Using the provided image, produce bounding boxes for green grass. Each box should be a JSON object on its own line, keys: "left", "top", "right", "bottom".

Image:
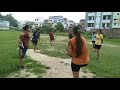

{"left": 36, "top": 33, "right": 120, "bottom": 78}
{"left": 0, "top": 31, "right": 120, "bottom": 78}
{"left": 0, "top": 31, "right": 48, "bottom": 77}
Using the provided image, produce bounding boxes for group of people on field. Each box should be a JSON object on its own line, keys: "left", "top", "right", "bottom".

{"left": 18, "top": 25, "right": 55, "bottom": 69}
{"left": 17, "top": 24, "right": 103, "bottom": 78}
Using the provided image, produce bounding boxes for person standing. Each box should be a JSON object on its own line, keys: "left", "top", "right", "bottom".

{"left": 66, "top": 26, "right": 89, "bottom": 78}
{"left": 18, "top": 25, "right": 30, "bottom": 69}
{"left": 93, "top": 29, "right": 103, "bottom": 60}
{"left": 91, "top": 32, "right": 96, "bottom": 49}
{"left": 49, "top": 30, "right": 55, "bottom": 47}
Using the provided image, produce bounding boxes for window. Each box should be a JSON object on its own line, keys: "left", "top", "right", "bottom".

{"left": 114, "top": 19, "right": 117, "bottom": 20}
{"left": 103, "top": 16, "right": 106, "bottom": 20}
{"left": 87, "top": 23, "right": 94, "bottom": 27}
{"left": 114, "top": 23, "right": 117, "bottom": 25}
{"left": 88, "top": 16, "right": 92, "bottom": 20}
{"left": 117, "top": 13, "right": 119, "bottom": 15}
{"left": 102, "top": 23, "right": 105, "bottom": 27}
{"left": 103, "top": 15, "right": 111, "bottom": 20}
{"left": 107, "top": 23, "right": 110, "bottom": 27}
{"left": 108, "top": 15, "right": 111, "bottom": 19}
{"left": 88, "top": 16, "right": 94, "bottom": 20}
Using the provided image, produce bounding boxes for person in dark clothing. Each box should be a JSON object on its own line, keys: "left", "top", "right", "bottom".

{"left": 31, "top": 28, "right": 40, "bottom": 51}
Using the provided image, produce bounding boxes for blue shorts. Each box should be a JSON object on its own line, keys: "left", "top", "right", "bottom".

{"left": 19, "top": 46, "right": 27, "bottom": 59}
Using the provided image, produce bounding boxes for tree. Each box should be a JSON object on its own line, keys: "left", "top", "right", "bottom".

{"left": 55, "top": 22, "right": 64, "bottom": 32}
{"left": 0, "top": 14, "right": 18, "bottom": 27}
{"left": 5, "top": 14, "right": 18, "bottom": 27}
{"left": 41, "top": 24, "right": 54, "bottom": 34}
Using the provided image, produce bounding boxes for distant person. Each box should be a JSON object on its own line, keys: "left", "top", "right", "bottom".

{"left": 17, "top": 25, "right": 30, "bottom": 69}
{"left": 49, "top": 30, "right": 55, "bottom": 47}
{"left": 93, "top": 29, "right": 103, "bottom": 60}
{"left": 31, "top": 28, "right": 40, "bottom": 51}
{"left": 91, "top": 32, "right": 96, "bottom": 49}
{"left": 66, "top": 26, "right": 89, "bottom": 78}
{"left": 68, "top": 31, "right": 73, "bottom": 40}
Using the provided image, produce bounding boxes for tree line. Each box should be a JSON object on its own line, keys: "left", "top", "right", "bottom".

{"left": 0, "top": 14, "right": 18, "bottom": 27}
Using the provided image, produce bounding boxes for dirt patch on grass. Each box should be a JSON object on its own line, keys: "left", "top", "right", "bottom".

{"left": 26, "top": 49, "right": 95, "bottom": 78}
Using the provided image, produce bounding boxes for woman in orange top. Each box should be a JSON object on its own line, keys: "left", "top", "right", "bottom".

{"left": 66, "top": 26, "right": 89, "bottom": 78}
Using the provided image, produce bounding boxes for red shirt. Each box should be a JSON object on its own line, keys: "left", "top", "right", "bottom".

{"left": 21, "top": 31, "right": 30, "bottom": 48}
{"left": 49, "top": 32, "right": 54, "bottom": 39}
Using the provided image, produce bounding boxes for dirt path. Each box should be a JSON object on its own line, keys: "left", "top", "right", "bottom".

{"left": 26, "top": 49, "right": 95, "bottom": 78}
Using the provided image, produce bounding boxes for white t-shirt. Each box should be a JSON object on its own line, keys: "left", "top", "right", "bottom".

{"left": 92, "top": 34, "right": 96, "bottom": 41}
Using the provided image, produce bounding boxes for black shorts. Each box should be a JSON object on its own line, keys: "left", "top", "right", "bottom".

{"left": 92, "top": 41, "right": 95, "bottom": 43}
{"left": 32, "top": 39, "right": 38, "bottom": 44}
{"left": 71, "top": 62, "right": 88, "bottom": 72}
{"left": 94, "top": 44, "right": 101, "bottom": 49}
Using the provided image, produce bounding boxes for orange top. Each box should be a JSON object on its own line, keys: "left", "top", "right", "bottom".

{"left": 68, "top": 37, "right": 89, "bottom": 65}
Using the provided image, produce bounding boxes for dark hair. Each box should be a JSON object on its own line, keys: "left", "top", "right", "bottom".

{"left": 93, "top": 32, "right": 95, "bottom": 34}
{"left": 23, "top": 25, "right": 29, "bottom": 31}
{"left": 73, "top": 26, "right": 83, "bottom": 57}
{"left": 98, "top": 29, "right": 102, "bottom": 34}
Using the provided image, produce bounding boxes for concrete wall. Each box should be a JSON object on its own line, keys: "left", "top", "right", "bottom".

{"left": 90, "top": 29, "right": 120, "bottom": 38}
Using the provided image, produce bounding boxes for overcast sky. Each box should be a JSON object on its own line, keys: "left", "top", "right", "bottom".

{"left": 1, "top": 12, "right": 85, "bottom": 23}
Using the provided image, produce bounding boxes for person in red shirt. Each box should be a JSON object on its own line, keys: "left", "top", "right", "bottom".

{"left": 49, "top": 30, "right": 55, "bottom": 47}
{"left": 17, "top": 25, "right": 30, "bottom": 69}
{"left": 66, "top": 26, "right": 89, "bottom": 78}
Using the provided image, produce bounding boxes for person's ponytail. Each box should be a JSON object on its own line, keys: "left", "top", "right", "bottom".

{"left": 73, "top": 26, "right": 83, "bottom": 57}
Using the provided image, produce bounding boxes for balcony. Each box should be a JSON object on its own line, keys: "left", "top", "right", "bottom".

{"left": 102, "top": 12, "right": 112, "bottom": 15}
{"left": 102, "top": 20, "right": 111, "bottom": 23}
{"left": 87, "top": 20, "right": 94, "bottom": 23}
{"left": 88, "top": 13, "right": 95, "bottom": 16}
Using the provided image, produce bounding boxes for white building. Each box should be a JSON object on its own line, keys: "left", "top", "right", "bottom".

{"left": 85, "top": 12, "right": 113, "bottom": 30}
{"left": 0, "top": 20, "right": 10, "bottom": 30}
{"left": 112, "top": 12, "right": 120, "bottom": 28}
{"left": 47, "top": 16, "right": 75, "bottom": 30}
{"left": 35, "top": 17, "right": 44, "bottom": 27}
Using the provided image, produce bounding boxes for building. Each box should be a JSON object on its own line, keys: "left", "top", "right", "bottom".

{"left": 85, "top": 12, "right": 113, "bottom": 30}
{"left": 0, "top": 20, "right": 10, "bottom": 30}
{"left": 112, "top": 12, "right": 120, "bottom": 28}
{"left": 47, "top": 16, "right": 75, "bottom": 30}
{"left": 79, "top": 19, "right": 85, "bottom": 30}
{"left": 35, "top": 17, "right": 44, "bottom": 27}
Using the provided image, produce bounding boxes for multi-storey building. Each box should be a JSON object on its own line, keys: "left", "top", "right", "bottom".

{"left": 85, "top": 12, "right": 114, "bottom": 30}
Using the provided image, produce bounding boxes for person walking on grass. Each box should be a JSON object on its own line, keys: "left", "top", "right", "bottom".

{"left": 31, "top": 28, "right": 40, "bottom": 51}
{"left": 91, "top": 32, "right": 96, "bottom": 49}
{"left": 93, "top": 29, "right": 103, "bottom": 60}
{"left": 66, "top": 26, "right": 89, "bottom": 78}
{"left": 49, "top": 30, "right": 55, "bottom": 47}
{"left": 17, "top": 25, "right": 30, "bottom": 69}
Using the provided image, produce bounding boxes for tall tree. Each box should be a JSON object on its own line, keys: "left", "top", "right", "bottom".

{"left": 55, "top": 22, "right": 64, "bottom": 32}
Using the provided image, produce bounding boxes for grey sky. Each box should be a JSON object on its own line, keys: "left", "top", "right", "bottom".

{"left": 1, "top": 12, "right": 85, "bottom": 23}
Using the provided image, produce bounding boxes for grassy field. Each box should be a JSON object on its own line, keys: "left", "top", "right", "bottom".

{"left": 0, "top": 31, "right": 120, "bottom": 78}
{"left": 37, "top": 33, "right": 120, "bottom": 78}
{"left": 0, "top": 31, "right": 49, "bottom": 78}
